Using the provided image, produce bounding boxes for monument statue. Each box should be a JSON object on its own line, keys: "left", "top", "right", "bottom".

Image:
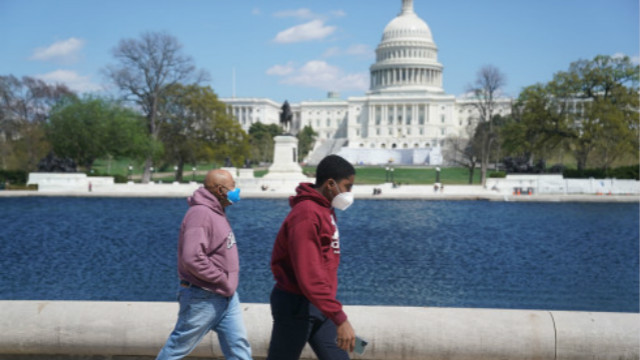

{"left": 280, "top": 100, "right": 293, "bottom": 134}
{"left": 37, "top": 151, "right": 77, "bottom": 172}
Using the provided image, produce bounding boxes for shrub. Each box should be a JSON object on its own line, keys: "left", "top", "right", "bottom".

{"left": 113, "top": 174, "right": 129, "bottom": 183}
{"left": 0, "top": 170, "right": 28, "bottom": 185}
{"left": 489, "top": 171, "right": 506, "bottom": 178}
{"left": 563, "top": 165, "right": 639, "bottom": 180}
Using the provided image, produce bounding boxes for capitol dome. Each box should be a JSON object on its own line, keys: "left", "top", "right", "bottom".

{"left": 369, "top": 0, "right": 443, "bottom": 94}
{"left": 381, "top": 1, "right": 433, "bottom": 43}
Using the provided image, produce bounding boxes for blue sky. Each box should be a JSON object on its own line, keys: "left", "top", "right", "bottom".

{"left": 1, "top": 0, "right": 637, "bottom": 103}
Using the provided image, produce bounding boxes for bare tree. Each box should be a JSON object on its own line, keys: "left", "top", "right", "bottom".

{"left": 104, "top": 32, "right": 208, "bottom": 183}
{"left": 0, "top": 75, "right": 74, "bottom": 170}
{"left": 443, "top": 126, "right": 480, "bottom": 184}
{"left": 466, "top": 65, "right": 506, "bottom": 187}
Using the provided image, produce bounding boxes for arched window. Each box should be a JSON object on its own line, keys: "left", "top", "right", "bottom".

{"left": 392, "top": 143, "right": 397, "bottom": 149}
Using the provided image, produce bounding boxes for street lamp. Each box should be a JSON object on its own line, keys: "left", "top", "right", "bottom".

{"left": 128, "top": 165, "right": 133, "bottom": 182}
{"left": 390, "top": 168, "right": 395, "bottom": 183}
{"left": 192, "top": 166, "right": 196, "bottom": 181}
{"left": 385, "top": 167, "right": 390, "bottom": 182}
{"left": 435, "top": 167, "right": 441, "bottom": 184}
{"left": 174, "top": 166, "right": 179, "bottom": 182}
{"left": 150, "top": 167, "right": 154, "bottom": 182}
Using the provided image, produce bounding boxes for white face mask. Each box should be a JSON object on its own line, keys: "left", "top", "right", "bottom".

{"left": 331, "top": 183, "right": 354, "bottom": 211}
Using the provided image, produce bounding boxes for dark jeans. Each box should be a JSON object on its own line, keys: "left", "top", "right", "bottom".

{"left": 266, "top": 287, "right": 349, "bottom": 360}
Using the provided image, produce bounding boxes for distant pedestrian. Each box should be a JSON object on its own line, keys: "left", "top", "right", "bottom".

{"left": 267, "top": 154, "right": 357, "bottom": 360}
{"left": 156, "top": 169, "right": 251, "bottom": 360}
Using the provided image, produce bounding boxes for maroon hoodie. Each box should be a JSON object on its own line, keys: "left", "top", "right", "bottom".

{"left": 271, "top": 182, "right": 347, "bottom": 325}
{"left": 177, "top": 187, "right": 239, "bottom": 297}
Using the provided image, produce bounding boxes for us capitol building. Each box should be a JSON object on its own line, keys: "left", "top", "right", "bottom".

{"left": 221, "top": 0, "right": 511, "bottom": 165}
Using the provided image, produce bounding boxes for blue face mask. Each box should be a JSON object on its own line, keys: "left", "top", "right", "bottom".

{"left": 227, "top": 188, "right": 241, "bottom": 204}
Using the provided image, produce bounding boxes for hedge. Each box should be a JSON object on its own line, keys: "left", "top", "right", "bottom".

{"left": 563, "top": 165, "right": 639, "bottom": 180}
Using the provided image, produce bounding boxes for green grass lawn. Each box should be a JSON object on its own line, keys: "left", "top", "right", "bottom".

{"left": 91, "top": 157, "right": 482, "bottom": 185}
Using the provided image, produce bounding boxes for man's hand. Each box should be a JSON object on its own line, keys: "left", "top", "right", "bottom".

{"left": 336, "top": 319, "right": 356, "bottom": 352}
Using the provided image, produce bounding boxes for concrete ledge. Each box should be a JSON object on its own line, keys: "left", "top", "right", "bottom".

{"left": 0, "top": 301, "right": 637, "bottom": 359}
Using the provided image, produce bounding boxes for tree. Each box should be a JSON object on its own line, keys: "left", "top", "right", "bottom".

{"left": 47, "top": 96, "right": 153, "bottom": 171}
{"left": 466, "top": 65, "right": 506, "bottom": 187}
{"left": 500, "top": 84, "right": 569, "bottom": 167}
{"left": 158, "top": 84, "right": 249, "bottom": 181}
{"left": 297, "top": 125, "right": 318, "bottom": 163}
{"left": 501, "top": 55, "right": 639, "bottom": 172}
{"left": 0, "top": 75, "right": 75, "bottom": 171}
{"left": 104, "top": 32, "right": 208, "bottom": 182}
{"left": 248, "top": 122, "right": 282, "bottom": 164}
{"left": 444, "top": 126, "right": 479, "bottom": 184}
{"left": 561, "top": 55, "right": 639, "bottom": 171}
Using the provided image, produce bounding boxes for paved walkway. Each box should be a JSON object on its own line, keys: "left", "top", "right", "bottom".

{"left": 1, "top": 184, "right": 638, "bottom": 202}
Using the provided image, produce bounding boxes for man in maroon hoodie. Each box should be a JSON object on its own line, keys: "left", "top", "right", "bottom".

{"left": 156, "top": 169, "right": 252, "bottom": 360}
{"left": 267, "top": 155, "right": 357, "bottom": 360}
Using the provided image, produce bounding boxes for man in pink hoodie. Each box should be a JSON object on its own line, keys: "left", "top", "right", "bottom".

{"left": 156, "top": 169, "right": 252, "bottom": 360}
{"left": 267, "top": 155, "right": 357, "bottom": 360}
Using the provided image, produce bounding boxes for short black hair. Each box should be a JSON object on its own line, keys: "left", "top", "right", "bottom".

{"left": 315, "top": 155, "right": 355, "bottom": 187}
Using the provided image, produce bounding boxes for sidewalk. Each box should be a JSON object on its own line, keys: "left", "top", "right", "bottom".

{"left": 1, "top": 183, "right": 638, "bottom": 202}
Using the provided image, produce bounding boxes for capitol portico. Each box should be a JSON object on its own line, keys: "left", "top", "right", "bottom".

{"left": 222, "top": 0, "right": 512, "bottom": 165}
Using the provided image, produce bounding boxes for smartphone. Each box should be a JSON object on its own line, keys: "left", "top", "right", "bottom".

{"left": 354, "top": 336, "right": 368, "bottom": 355}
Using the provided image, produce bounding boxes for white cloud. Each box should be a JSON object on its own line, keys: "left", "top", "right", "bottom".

{"left": 30, "top": 38, "right": 85, "bottom": 63}
{"left": 273, "top": 8, "right": 316, "bottom": 19}
{"left": 251, "top": 8, "right": 261, "bottom": 15}
{"left": 612, "top": 52, "right": 640, "bottom": 65}
{"left": 266, "top": 62, "right": 295, "bottom": 76}
{"left": 331, "top": 10, "right": 346, "bottom": 18}
{"left": 274, "top": 20, "right": 336, "bottom": 43}
{"left": 36, "top": 70, "right": 102, "bottom": 93}
{"left": 267, "top": 60, "right": 368, "bottom": 92}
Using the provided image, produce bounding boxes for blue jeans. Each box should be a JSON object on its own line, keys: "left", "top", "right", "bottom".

{"left": 156, "top": 285, "right": 252, "bottom": 360}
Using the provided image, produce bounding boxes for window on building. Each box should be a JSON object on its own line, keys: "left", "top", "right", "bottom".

{"left": 441, "top": 128, "right": 445, "bottom": 135}
{"left": 419, "top": 105, "right": 425, "bottom": 125}
{"left": 376, "top": 128, "right": 380, "bottom": 135}
{"left": 441, "top": 114, "right": 445, "bottom": 123}
{"left": 406, "top": 106, "right": 412, "bottom": 124}
{"left": 327, "top": 119, "right": 331, "bottom": 127}
{"left": 375, "top": 106, "right": 381, "bottom": 125}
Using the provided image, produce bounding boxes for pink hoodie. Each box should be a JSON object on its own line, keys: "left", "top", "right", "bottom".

{"left": 177, "top": 187, "right": 239, "bottom": 297}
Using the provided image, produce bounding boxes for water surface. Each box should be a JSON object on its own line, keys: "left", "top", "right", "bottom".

{"left": 0, "top": 197, "right": 637, "bottom": 312}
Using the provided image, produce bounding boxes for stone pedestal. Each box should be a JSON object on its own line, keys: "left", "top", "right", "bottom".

{"left": 263, "top": 136, "right": 307, "bottom": 180}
